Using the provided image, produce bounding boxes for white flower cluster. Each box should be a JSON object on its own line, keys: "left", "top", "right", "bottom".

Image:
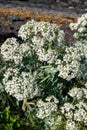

{"left": 66, "top": 120, "right": 78, "bottom": 130}
{"left": 3, "top": 67, "right": 40, "bottom": 101}
{"left": 1, "top": 38, "right": 20, "bottom": 64}
{"left": 36, "top": 48, "right": 58, "bottom": 64}
{"left": 36, "top": 96, "right": 62, "bottom": 129}
{"left": 57, "top": 46, "right": 80, "bottom": 81}
{"left": 70, "top": 13, "right": 87, "bottom": 40}
{"left": 18, "top": 19, "right": 65, "bottom": 45}
{"left": 43, "top": 114, "right": 62, "bottom": 130}
{"left": 18, "top": 20, "right": 65, "bottom": 65}
{"left": 61, "top": 102, "right": 74, "bottom": 119}
{"left": 68, "top": 87, "right": 87, "bottom": 126}
{"left": 61, "top": 102, "right": 87, "bottom": 129}
{"left": 56, "top": 41, "right": 87, "bottom": 81}
{"left": 45, "top": 115, "right": 62, "bottom": 127}
{"left": 74, "top": 41, "right": 87, "bottom": 59}
{"left": 68, "top": 87, "right": 87, "bottom": 99}
{"left": 74, "top": 102, "right": 87, "bottom": 124}
{"left": 36, "top": 95, "right": 59, "bottom": 119}
{"left": 18, "top": 20, "right": 65, "bottom": 69}
{"left": 0, "top": 21, "right": 65, "bottom": 101}
{"left": 1, "top": 38, "right": 31, "bottom": 64}
{"left": 61, "top": 87, "right": 87, "bottom": 129}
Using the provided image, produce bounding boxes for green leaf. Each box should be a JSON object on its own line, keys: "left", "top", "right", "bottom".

{"left": 4, "top": 106, "right": 10, "bottom": 122}
{"left": 40, "top": 75, "right": 50, "bottom": 83}
{"left": 4, "top": 123, "right": 13, "bottom": 130}
{"left": 40, "top": 65, "right": 52, "bottom": 69}
{"left": 0, "top": 83, "right": 4, "bottom": 93}
{"left": 83, "top": 40, "right": 87, "bottom": 45}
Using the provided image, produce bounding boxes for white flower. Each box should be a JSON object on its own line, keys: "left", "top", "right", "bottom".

{"left": 58, "top": 50, "right": 80, "bottom": 81}
{"left": 1, "top": 38, "right": 19, "bottom": 62}
{"left": 70, "top": 13, "right": 87, "bottom": 40}
{"left": 69, "top": 23, "right": 78, "bottom": 30}
{"left": 3, "top": 68, "right": 40, "bottom": 101}
{"left": 61, "top": 103, "right": 74, "bottom": 113}
{"left": 36, "top": 96, "right": 58, "bottom": 119}
{"left": 85, "top": 83, "right": 87, "bottom": 88}
{"left": 78, "top": 27, "right": 86, "bottom": 33}
{"left": 73, "top": 33, "right": 79, "bottom": 39}
{"left": 61, "top": 101, "right": 87, "bottom": 126}
{"left": 45, "top": 95, "right": 59, "bottom": 104}
{"left": 74, "top": 108, "right": 87, "bottom": 122}
{"left": 68, "top": 87, "right": 80, "bottom": 98}
{"left": 74, "top": 102, "right": 87, "bottom": 123}
{"left": 66, "top": 120, "right": 78, "bottom": 130}
{"left": 45, "top": 115, "right": 62, "bottom": 127}
{"left": 1, "top": 38, "right": 32, "bottom": 65}
{"left": 18, "top": 19, "right": 65, "bottom": 45}
{"left": 81, "top": 20, "right": 87, "bottom": 26}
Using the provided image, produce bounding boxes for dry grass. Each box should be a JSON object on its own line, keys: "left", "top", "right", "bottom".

{"left": 0, "top": 7, "right": 76, "bottom": 26}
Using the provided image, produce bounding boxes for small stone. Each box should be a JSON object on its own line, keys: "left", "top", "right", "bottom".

{"left": 7, "top": 15, "right": 21, "bottom": 22}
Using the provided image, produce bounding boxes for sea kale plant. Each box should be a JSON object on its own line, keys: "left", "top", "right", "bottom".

{"left": 0, "top": 16, "right": 87, "bottom": 130}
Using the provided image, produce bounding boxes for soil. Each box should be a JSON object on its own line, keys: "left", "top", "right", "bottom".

{"left": 0, "top": 0, "right": 87, "bottom": 44}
